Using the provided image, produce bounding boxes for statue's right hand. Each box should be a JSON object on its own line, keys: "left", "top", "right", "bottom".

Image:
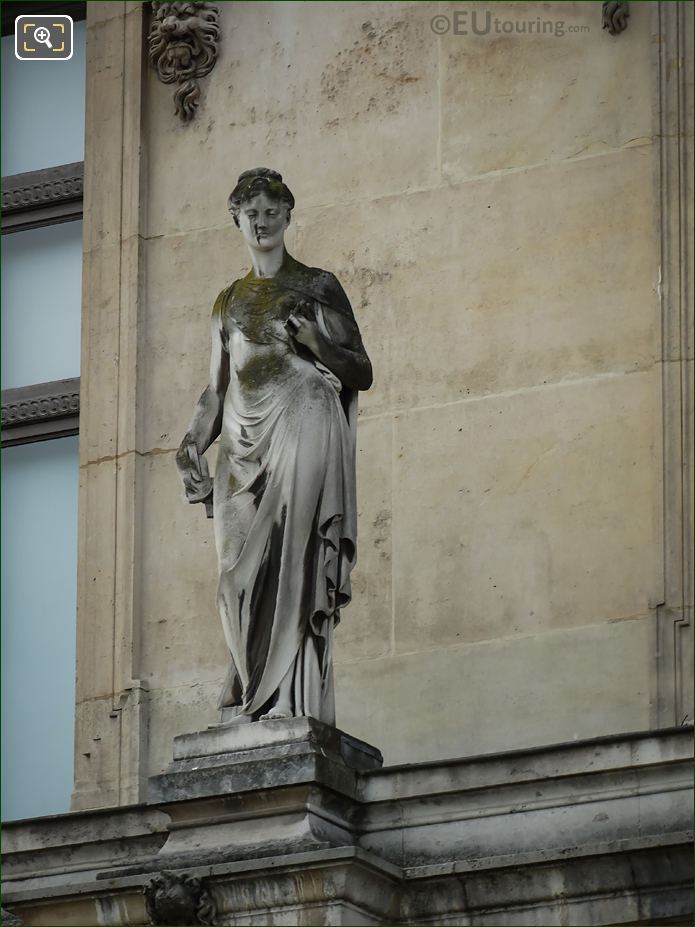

{"left": 176, "top": 438, "right": 213, "bottom": 506}
{"left": 176, "top": 437, "right": 196, "bottom": 473}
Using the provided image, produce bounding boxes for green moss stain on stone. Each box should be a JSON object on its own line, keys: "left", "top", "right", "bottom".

{"left": 212, "top": 286, "right": 232, "bottom": 318}
{"left": 239, "top": 282, "right": 276, "bottom": 342}
{"left": 233, "top": 281, "right": 296, "bottom": 343}
{"left": 236, "top": 350, "right": 285, "bottom": 392}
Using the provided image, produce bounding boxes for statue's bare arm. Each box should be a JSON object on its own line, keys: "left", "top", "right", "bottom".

{"left": 187, "top": 315, "right": 230, "bottom": 455}
{"left": 176, "top": 315, "right": 230, "bottom": 513}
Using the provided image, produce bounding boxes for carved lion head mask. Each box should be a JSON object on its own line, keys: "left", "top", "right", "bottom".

{"left": 148, "top": 1, "right": 220, "bottom": 121}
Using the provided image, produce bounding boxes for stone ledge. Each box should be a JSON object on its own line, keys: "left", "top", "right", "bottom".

{"left": 402, "top": 830, "right": 693, "bottom": 878}
{"left": 2, "top": 727, "right": 692, "bottom": 925}
{"left": 2, "top": 840, "right": 691, "bottom": 926}
{"left": 361, "top": 724, "right": 694, "bottom": 801}
{"left": 400, "top": 842, "right": 692, "bottom": 927}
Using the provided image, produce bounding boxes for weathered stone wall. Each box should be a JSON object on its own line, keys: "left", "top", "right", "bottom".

{"left": 7, "top": 729, "right": 694, "bottom": 927}
{"left": 73, "top": 1, "right": 693, "bottom": 806}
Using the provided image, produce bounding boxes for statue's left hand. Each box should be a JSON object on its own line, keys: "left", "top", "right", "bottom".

{"left": 286, "top": 310, "right": 321, "bottom": 356}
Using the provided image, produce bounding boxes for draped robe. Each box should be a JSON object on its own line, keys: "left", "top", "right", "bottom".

{"left": 208, "top": 252, "right": 366, "bottom": 723}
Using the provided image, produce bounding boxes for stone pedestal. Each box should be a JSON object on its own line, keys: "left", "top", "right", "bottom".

{"left": 148, "top": 716, "right": 382, "bottom": 804}
{"left": 144, "top": 718, "right": 383, "bottom": 876}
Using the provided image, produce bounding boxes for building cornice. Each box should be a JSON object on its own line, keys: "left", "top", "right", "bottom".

{"left": 1, "top": 378, "right": 80, "bottom": 446}
{"left": 2, "top": 163, "right": 84, "bottom": 233}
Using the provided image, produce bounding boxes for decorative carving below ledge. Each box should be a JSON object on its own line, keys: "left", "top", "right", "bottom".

{"left": 148, "top": 2, "right": 220, "bottom": 122}
{"left": 1, "top": 378, "right": 80, "bottom": 447}
{"left": 2, "top": 162, "right": 84, "bottom": 233}
{"left": 602, "top": 1, "right": 629, "bottom": 35}
{"left": 144, "top": 871, "right": 216, "bottom": 926}
{"left": 0, "top": 908, "right": 23, "bottom": 926}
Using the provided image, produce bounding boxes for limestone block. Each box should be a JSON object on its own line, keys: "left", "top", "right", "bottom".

{"left": 144, "top": 1, "right": 439, "bottom": 239}
{"left": 392, "top": 370, "right": 660, "bottom": 652}
{"left": 72, "top": 697, "right": 127, "bottom": 811}
{"left": 439, "top": 0, "right": 656, "bottom": 182}
{"left": 335, "top": 616, "right": 652, "bottom": 765}
{"left": 138, "top": 452, "right": 223, "bottom": 690}
{"left": 87, "top": 0, "right": 135, "bottom": 28}
{"left": 335, "top": 416, "right": 393, "bottom": 665}
{"left": 145, "top": 681, "right": 222, "bottom": 779}
{"left": 83, "top": 10, "right": 128, "bottom": 255}
{"left": 79, "top": 244, "right": 122, "bottom": 463}
{"left": 75, "top": 460, "right": 118, "bottom": 704}
{"left": 299, "top": 146, "right": 659, "bottom": 417}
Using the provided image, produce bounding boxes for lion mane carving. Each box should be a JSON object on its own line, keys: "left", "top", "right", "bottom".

{"left": 148, "top": 1, "right": 220, "bottom": 122}
{"left": 143, "top": 870, "right": 216, "bottom": 925}
{"left": 602, "top": 1, "right": 629, "bottom": 35}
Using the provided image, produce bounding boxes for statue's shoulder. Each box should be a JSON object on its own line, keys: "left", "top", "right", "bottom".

{"left": 211, "top": 281, "right": 240, "bottom": 316}
{"left": 289, "top": 257, "right": 338, "bottom": 287}
{"left": 288, "top": 259, "right": 352, "bottom": 317}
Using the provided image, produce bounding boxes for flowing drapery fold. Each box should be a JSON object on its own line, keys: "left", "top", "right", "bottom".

{"left": 212, "top": 253, "right": 363, "bottom": 723}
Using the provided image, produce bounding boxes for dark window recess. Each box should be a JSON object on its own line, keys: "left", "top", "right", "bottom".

{"left": 1, "top": 2, "right": 86, "bottom": 35}
{"left": 2, "top": 2, "right": 87, "bottom": 440}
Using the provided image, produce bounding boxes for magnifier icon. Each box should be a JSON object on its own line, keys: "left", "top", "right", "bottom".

{"left": 33, "top": 26, "right": 53, "bottom": 49}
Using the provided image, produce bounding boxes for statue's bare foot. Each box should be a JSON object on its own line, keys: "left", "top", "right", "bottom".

{"left": 260, "top": 706, "right": 292, "bottom": 721}
{"left": 208, "top": 710, "right": 251, "bottom": 730}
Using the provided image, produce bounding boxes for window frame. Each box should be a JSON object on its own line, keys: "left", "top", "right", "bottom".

{"left": 1, "top": 2, "right": 86, "bottom": 447}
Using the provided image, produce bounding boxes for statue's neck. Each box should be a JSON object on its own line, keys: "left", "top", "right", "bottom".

{"left": 248, "top": 245, "right": 288, "bottom": 279}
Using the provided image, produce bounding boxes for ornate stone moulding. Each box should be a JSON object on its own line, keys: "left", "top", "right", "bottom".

{"left": 1, "top": 378, "right": 80, "bottom": 446}
{"left": 1, "top": 163, "right": 84, "bottom": 232}
{"left": 2, "top": 168, "right": 83, "bottom": 213}
{"left": 2, "top": 391, "right": 79, "bottom": 427}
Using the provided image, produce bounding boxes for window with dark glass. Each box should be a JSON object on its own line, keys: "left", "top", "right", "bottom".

{"left": 1, "top": 1, "right": 86, "bottom": 820}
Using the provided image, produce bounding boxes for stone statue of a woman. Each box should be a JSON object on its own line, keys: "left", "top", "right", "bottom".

{"left": 176, "top": 168, "right": 372, "bottom": 725}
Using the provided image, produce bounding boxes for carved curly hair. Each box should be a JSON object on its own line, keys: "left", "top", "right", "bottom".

{"left": 227, "top": 168, "right": 295, "bottom": 227}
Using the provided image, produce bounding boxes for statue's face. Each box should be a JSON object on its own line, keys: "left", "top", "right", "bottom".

{"left": 237, "top": 193, "right": 290, "bottom": 252}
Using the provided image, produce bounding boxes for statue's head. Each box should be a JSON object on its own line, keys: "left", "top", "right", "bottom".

{"left": 228, "top": 168, "right": 294, "bottom": 253}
